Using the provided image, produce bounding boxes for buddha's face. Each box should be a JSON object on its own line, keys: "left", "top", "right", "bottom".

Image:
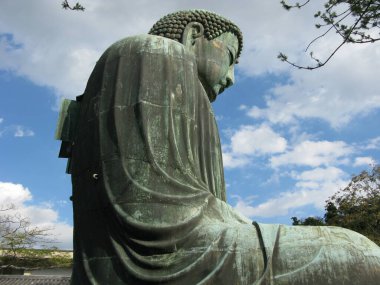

{"left": 193, "top": 33, "right": 239, "bottom": 102}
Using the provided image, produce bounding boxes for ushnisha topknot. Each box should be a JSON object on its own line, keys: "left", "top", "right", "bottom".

{"left": 148, "top": 9, "right": 243, "bottom": 60}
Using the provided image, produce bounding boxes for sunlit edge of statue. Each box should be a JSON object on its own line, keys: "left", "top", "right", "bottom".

{"left": 56, "top": 9, "right": 380, "bottom": 285}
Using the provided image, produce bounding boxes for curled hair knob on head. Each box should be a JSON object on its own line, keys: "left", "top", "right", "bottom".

{"left": 148, "top": 9, "right": 243, "bottom": 59}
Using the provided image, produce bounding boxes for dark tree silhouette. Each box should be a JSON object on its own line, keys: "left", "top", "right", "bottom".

{"left": 291, "top": 216, "right": 326, "bottom": 226}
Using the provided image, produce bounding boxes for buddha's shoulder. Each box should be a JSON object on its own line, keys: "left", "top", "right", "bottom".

{"left": 104, "top": 34, "right": 191, "bottom": 58}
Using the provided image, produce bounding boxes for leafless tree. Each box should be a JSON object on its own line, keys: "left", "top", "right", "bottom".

{"left": 0, "top": 204, "right": 53, "bottom": 260}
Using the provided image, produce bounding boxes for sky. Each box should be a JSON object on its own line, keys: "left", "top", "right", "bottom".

{"left": 0, "top": 0, "right": 379, "bottom": 250}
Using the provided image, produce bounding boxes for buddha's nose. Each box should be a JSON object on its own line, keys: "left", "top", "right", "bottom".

{"left": 226, "top": 66, "right": 235, "bottom": 88}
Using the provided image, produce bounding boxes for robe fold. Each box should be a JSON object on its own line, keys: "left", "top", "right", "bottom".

{"left": 65, "top": 35, "right": 380, "bottom": 285}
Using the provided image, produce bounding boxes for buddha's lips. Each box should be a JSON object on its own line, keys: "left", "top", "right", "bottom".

{"left": 218, "top": 83, "right": 228, "bottom": 94}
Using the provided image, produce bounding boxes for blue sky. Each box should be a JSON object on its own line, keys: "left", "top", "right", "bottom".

{"left": 0, "top": 1, "right": 379, "bottom": 249}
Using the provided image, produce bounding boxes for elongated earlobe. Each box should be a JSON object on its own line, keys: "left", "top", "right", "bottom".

{"left": 181, "top": 22, "right": 204, "bottom": 47}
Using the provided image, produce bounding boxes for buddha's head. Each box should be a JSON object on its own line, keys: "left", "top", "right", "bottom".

{"left": 149, "top": 10, "right": 243, "bottom": 102}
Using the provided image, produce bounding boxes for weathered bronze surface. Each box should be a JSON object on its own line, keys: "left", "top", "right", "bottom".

{"left": 57, "top": 10, "right": 380, "bottom": 285}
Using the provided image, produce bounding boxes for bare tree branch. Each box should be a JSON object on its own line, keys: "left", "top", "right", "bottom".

{"left": 281, "top": 0, "right": 311, "bottom": 10}
{"left": 279, "top": 0, "right": 380, "bottom": 70}
{"left": 1, "top": 205, "right": 54, "bottom": 261}
{"left": 61, "top": 0, "right": 85, "bottom": 11}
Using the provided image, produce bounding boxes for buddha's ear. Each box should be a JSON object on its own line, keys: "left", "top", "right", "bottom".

{"left": 181, "top": 22, "right": 204, "bottom": 47}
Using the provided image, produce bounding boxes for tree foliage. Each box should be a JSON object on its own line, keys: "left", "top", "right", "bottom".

{"left": 325, "top": 165, "right": 380, "bottom": 245}
{"left": 61, "top": 0, "right": 85, "bottom": 11}
{"left": 291, "top": 216, "right": 326, "bottom": 226}
{"left": 292, "top": 165, "right": 380, "bottom": 246}
{"left": 279, "top": 0, "right": 380, "bottom": 69}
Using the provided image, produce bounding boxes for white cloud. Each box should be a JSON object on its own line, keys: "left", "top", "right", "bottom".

{"left": 287, "top": 124, "right": 317, "bottom": 146}
{"left": 353, "top": 156, "right": 376, "bottom": 167}
{"left": 0, "top": 121, "right": 4, "bottom": 137}
{"left": 292, "top": 167, "right": 346, "bottom": 183}
{"left": 222, "top": 152, "right": 250, "bottom": 169}
{"left": 234, "top": 190, "right": 325, "bottom": 218}
{"left": 13, "top": 125, "right": 35, "bottom": 137}
{"left": 234, "top": 2, "right": 380, "bottom": 128}
{"left": 0, "top": 1, "right": 329, "bottom": 97}
{"left": 271, "top": 140, "right": 353, "bottom": 168}
{"left": 231, "top": 125, "right": 287, "bottom": 155}
{"left": 246, "top": 43, "right": 380, "bottom": 128}
{"left": 0, "top": 0, "right": 156, "bottom": 99}
{"left": 222, "top": 124, "right": 287, "bottom": 169}
{"left": 1, "top": 1, "right": 379, "bottom": 130}
{"left": 236, "top": 1, "right": 323, "bottom": 76}
{"left": 0, "top": 124, "right": 35, "bottom": 138}
{"left": 234, "top": 166, "right": 348, "bottom": 218}
{"left": 363, "top": 136, "right": 380, "bottom": 150}
{"left": 1, "top": 0, "right": 286, "bottom": 99}
{"left": 0, "top": 182, "right": 32, "bottom": 206}
{"left": 0, "top": 181, "right": 73, "bottom": 249}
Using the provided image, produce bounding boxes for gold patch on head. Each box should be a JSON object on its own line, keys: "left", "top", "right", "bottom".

{"left": 212, "top": 40, "right": 223, "bottom": 48}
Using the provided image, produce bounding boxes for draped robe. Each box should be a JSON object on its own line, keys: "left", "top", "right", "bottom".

{"left": 62, "top": 35, "right": 380, "bottom": 285}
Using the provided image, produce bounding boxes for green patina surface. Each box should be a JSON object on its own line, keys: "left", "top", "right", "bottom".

{"left": 57, "top": 10, "right": 380, "bottom": 285}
